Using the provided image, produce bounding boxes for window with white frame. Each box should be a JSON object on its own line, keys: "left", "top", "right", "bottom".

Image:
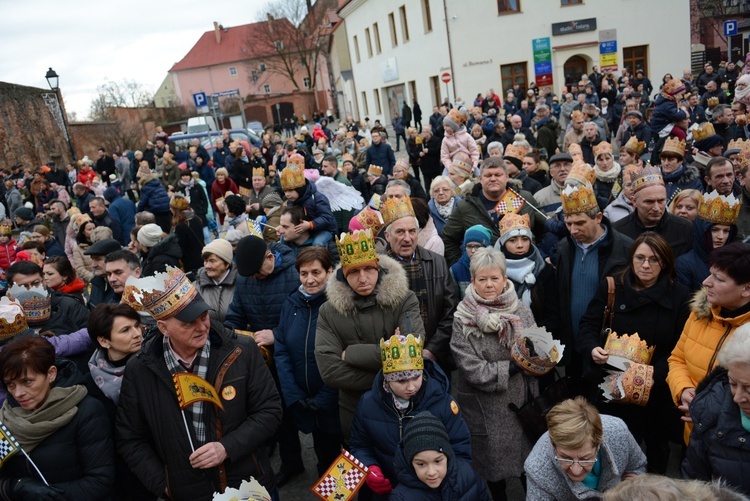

{"left": 259, "top": 63, "right": 266, "bottom": 72}
{"left": 264, "top": 84, "right": 271, "bottom": 93}
{"left": 303, "top": 77, "right": 311, "bottom": 89}
{"left": 229, "top": 66, "right": 237, "bottom": 76}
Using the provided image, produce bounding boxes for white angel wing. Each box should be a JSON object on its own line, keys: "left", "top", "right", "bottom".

{"left": 315, "top": 176, "right": 365, "bottom": 211}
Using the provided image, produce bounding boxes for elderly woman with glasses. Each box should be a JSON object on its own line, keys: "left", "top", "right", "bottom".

{"left": 524, "top": 397, "right": 646, "bottom": 501}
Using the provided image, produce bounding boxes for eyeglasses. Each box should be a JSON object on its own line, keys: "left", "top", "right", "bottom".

{"left": 554, "top": 456, "right": 597, "bottom": 469}
{"left": 465, "top": 244, "right": 484, "bottom": 252}
{"left": 633, "top": 255, "right": 661, "bottom": 266}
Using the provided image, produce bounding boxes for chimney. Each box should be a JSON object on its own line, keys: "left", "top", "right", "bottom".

{"left": 213, "top": 21, "right": 221, "bottom": 44}
{"left": 266, "top": 13, "right": 274, "bottom": 35}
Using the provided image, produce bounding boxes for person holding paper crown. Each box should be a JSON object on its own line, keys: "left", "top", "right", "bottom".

{"left": 658, "top": 135, "right": 703, "bottom": 203}
{"left": 613, "top": 165, "right": 694, "bottom": 258}
{"left": 577, "top": 232, "right": 690, "bottom": 474}
{"left": 381, "top": 193, "right": 458, "bottom": 374}
{"left": 116, "top": 266, "right": 283, "bottom": 500}
{"left": 315, "top": 229, "right": 424, "bottom": 440}
{"left": 349, "top": 331, "right": 471, "bottom": 498}
{"left": 0, "top": 335, "right": 116, "bottom": 499}
{"left": 676, "top": 190, "right": 741, "bottom": 291}
{"left": 280, "top": 153, "right": 338, "bottom": 247}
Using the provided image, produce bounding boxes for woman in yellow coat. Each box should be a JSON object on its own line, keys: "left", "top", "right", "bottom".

{"left": 667, "top": 242, "right": 750, "bottom": 443}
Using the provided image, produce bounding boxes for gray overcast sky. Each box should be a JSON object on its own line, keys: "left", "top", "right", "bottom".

{"left": 0, "top": 0, "right": 268, "bottom": 119}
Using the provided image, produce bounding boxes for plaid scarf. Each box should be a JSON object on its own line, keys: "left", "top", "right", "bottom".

{"left": 388, "top": 249, "right": 429, "bottom": 328}
{"left": 163, "top": 336, "right": 211, "bottom": 446}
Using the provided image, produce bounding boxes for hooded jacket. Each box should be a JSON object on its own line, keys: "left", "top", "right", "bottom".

{"left": 104, "top": 187, "right": 136, "bottom": 245}
{"left": 662, "top": 164, "right": 704, "bottom": 203}
{"left": 676, "top": 218, "right": 739, "bottom": 292}
{"left": 314, "top": 255, "right": 424, "bottom": 437}
{"left": 116, "top": 327, "right": 282, "bottom": 500}
{"left": 140, "top": 233, "right": 183, "bottom": 277}
{"left": 289, "top": 181, "right": 337, "bottom": 235}
{"left": 683, "top": 369, "right": 750, "bottom": 495}
{"left": 193, "top": 265, "right": 238, "bottom": 325}
{"left": 349, "top": 359, "right": 471, "bottom": 484}
{"left": 440, "top": 128, "right": 480, "bottom": 171}
{"left": 137, "top": 173, "right": 171, "bottom": 214}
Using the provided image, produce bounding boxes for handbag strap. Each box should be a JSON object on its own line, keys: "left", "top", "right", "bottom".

{"left": 601, "top": 276, "right": 615, "bottom": 335}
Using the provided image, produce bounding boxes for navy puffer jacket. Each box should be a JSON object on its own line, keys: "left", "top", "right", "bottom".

{"left": 683, "top": 369, "right": 750, "bottom": 496}
{"left": 390, "top": 445, "right": 491, "bottom": 501}
{"left": 274, "top": 287, "right": 340, "bottom": 435}
{"left": 290, "top": 181, "right": 337, "bottom": 235}
{"left": 137, "top": 174, "right": 170, "bottom": 214}
{"left": 348, "top": 359, "right": 472, "bottom": 484}
{"left": 225, "top": 243, "right": 301, "bottom": 331}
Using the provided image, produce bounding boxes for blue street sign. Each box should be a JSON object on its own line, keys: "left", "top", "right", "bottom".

{"left": 532, "top": 37, "right": 550, "bottom": 52}
{"left": 534, "top": 61, "right": 553, "bottom": 76}
{"left": 724, "top": 20, "right": 738, "bottom": 37}
{"left": 599, "top": 41, "right": 617, "bottom": 53}
{"left": 193, "top": 92, "right": 207, "bottom": 107}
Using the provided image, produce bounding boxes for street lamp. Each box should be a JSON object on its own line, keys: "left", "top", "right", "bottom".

{"left": 42, "top": 67, "right": 76, "bottom": 163}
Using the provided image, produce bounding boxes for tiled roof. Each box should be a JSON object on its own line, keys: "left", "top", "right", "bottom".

{"left": 170, "top": 19, "right": 297, "bottom": 72}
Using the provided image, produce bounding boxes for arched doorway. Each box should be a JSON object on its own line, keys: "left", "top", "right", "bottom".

{"left": 564, "top": 56, "right": 588, "bottom": 88}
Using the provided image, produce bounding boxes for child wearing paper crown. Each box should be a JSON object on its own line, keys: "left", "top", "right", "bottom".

{"left": 348, "top": 331, "right": 472, "bottom": 499}
{"left": 440, "top": 108, "right": 480, "bottom": 174}
{"left": 390, "top": 412, "right": 491, "bottom": 501}
{"left": 280, "top": 154, "right": 337, "bottom": 246}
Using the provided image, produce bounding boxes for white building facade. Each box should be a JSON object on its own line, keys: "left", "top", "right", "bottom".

{"left": 338, "top": 0, "right": 690, "bottom": 125}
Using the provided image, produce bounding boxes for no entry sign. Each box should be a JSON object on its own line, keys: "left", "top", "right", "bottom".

{"left": 441, "top": 72, "right": 452, "bottom": 84}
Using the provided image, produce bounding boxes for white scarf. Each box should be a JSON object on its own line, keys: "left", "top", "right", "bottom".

{"left": 595, "top": 161, "right": 621, "bottom": 182}
{"left": 505, "top": 257, "right": 536, "bottom": 306}
{"left": 436, "top": 197, "right": 454, "bottom": 220}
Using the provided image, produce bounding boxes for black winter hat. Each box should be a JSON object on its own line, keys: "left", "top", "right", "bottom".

{"left": 402, "top": 412, "right": 454, "bottom": 463}
{"left": 235, "top": 236, "right": 268, "bottom": 277}
{"left": 13, "top": 207, "right": 34, "bottom": 221}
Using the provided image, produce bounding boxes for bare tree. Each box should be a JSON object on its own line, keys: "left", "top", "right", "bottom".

{"left": 247, "top": 0, "right": 336, "bottom": 93}
{"left": 88, "top": 79, "right": 153, "bottom": 120}
{"left": 691, "top": 0, "right": 745, "bottom": 47}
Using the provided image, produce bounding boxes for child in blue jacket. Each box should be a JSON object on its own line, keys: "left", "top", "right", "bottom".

{"left": 280, "top": 154, "right": 337, "bottom": 246}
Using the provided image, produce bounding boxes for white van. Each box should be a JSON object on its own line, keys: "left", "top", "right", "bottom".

{"left": 187, "top": 116, "right": 218, "bottom": 134}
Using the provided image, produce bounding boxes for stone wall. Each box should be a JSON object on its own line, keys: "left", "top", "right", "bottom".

{"left": 0, "top": 81, "right": 76, "bottom": 170}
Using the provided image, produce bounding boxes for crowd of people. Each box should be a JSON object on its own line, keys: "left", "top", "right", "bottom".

{"left": 0, "top": 58, "right": 749, "bottom": 500}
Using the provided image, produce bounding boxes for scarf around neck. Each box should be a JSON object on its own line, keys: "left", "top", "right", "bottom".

{"left": 88, "top": 348, "right": 127, "bottom": 405}
{"left": 595, "top": 161, "right": 621, "bottom": 182}
{"left": 505, "top": 249, "right": 545, "bottom": 307}
{"left": 454, "top": 281, "right": 524, "bottom": 348}
{"left": 0, "top": 385, "right": 87, "bottom": 452}
{"left": 436, "top": 197, "right": 455, "bottom": 221}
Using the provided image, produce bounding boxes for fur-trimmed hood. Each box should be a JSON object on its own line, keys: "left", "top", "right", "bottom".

{"left": 325, "top": 254, "right": 410, "bottom": 316}
{"left": 690, "top": 287, "right": 750, "bottom": 326}
{"left": 139, "top": 172, "right": 160, "bottom": 186}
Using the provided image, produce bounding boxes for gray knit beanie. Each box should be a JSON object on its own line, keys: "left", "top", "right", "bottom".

{"left": 402, "top": 412, "right": 454, "bottom": 463}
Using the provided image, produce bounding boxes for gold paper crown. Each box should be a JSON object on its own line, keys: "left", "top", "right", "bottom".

{"left": 415, "top": 136, "right": 423, "bottom": 145}
{"left": 593, "top": 141, "right": 613, "bottom": 158}
{"left": 622, "top": 165, "right": 642, "bottom": 185}
{"left": 661, "top": 136, "right": 688, "bottom": 158}
{"left": 368, "top": 164, "right": 383, "bottom": 177}
{"left": 122, "top": 266, "right": 198, "bottom": 320}
{"left": 571, "top": 110, "right": 585, "bottom": 122}
{"left": 499, "top": 212, "right": 531, "bottom": 237}
{"left": 280, "top": 165, "right": 305, "bottom": 190}
{"left": 0, "top": 297, "right": 29, "bottom": 343}
{"left": 451, "top": 158, "right": 472, "bottom": 176}
{"left": 336, "top": 230, "right": 378, "bottom": 269}
{"left": 510, "top": 326, "right": 564, "bottom": 376}
{"left": 568, "top": 143, "right": 583, "bottom": 161}
{"left": 632, "top": 165, "right": 664, "bottom": 193}
{"left": 561, "top": 183, "right": 599, "bottom": 215}
{"left": 7, "top": 284, "right": 51, "bottom": 326}
{"left": 604, "top": 332, "right": 655, "bottom": 365}
{"left": 286, "top": 153, "right": 305, "bottom": 169}
{"left": 252, "top": 167, "right": 265, "bottom": 178}
{"left": 601, "top": 362, "right": 654, "bottom": 406}
{"left": 170, "top": 194, "right": 190, "bottom": 211}
{"left": 503, "top": 144, "right": 527, "bottom": 161}
{"left": 707, "top": 96, "right": 720, "bottom": 107}
{"left": 622, "top": 136, "right": 646, "bottom": 156}
{"left": 697, "top": 191, "right": 741, "bottom": 225}
{"left": 355, "top": 208, "right": 384, "bottom": 234}
{"left": 728, "top": 138, "right": 750, "bottom": 151}
{"left": 566, "top": 159, "right": 596, "bottom": 186}
{"left": 381, "top": 196, "right": 415, "bottom": 228}
{"left": 380, "top": 333, "right": 424, "bottom": 374}
{"left": 738, "top": 145, "right": 750, "bottom": 170}
{"left": 693, "top": 122, "right": 716, "bottom": 143}
{"left": 0, "top": 221, "right": 12, "bottom": 236}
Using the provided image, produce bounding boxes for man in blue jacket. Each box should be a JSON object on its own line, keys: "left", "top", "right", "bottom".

{"left": 103, "top": 187, "right": 136, "bottom": 245}
{"left": 365, "top": 132, "right": 397, "bottom": 177}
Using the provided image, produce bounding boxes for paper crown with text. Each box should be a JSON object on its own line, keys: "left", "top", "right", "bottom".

{"left": 355, "top": 207, "right": 385, "bottom": 235}
{"left": 0, "top": 297, "right": 29, "bottom": 342}
{"left": 661, "top": 136, "right": 686, "bottom": 158}
{"left": 692, "top": 122, "right": 717, "bottom": 143}
{"left": 381, "top": 195, "right": 415, "bottom": 228}
{"left": 7, "top": 284, "right": 51, "bottom": 326}
{"left": 252, "top": 167, "right": 266, "bottom": 178}
{"left": 510, "top": 326, "right": 565, "bottom": 376}
{"left": 380, "top": 333, "right": 424, "bottom": 374}
{"left": 622, "top": 136, "right": 646, "bottom": 156}
{"left": 592, "top": 141, "right": 613, "bottom": 159}
{"left": 565, "top": 158, "right": 596, "bottom": 186}
{"left": 603, "top": 331, "right": 655, "bottom": 366}
{"left": 561, "top": 182, "right": 599, "bottom": 215}
{"left": 336, "top": 230, "right": 378, "bottom": 269}
{"left": 280, "top": 160, "right": 306, "bottom": 190}
{"left": 697, "top": 190, "right": 741, "bottom": 225}
{"left": 632, "top": 165, "right": 664, "bottom": 194}
{"left": 122, "top": 266, "right": 197, "bottom": 320}
{"left": 367, "top": 164, "right": 384, "bottom": 178}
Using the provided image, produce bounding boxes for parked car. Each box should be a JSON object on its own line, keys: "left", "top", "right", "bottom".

{"left": 247, "top": 121, "right": 264, "bottom": 136}
{"left": 169, "top": 129, "right": 261, "bottom": 163}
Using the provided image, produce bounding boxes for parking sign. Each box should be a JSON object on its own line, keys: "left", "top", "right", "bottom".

{"left": 193, "top": 92, "right": 207, "bottom": 108}
{"left": 724, "top": 20, "right": 738, "bottom": 37}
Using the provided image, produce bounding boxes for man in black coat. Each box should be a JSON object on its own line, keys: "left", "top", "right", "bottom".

{"left": 89, "top": 196, "right": 123, "bottom": 245}
{"left": 401, "top": 102, "right": 412, "bottom": 128}
{"left": 413, "top": 100, "right": 423, "bottom": 132}
{"left": 500, "top": 114, "right": 535, "bottom": 148}
{"left": 116, "top": 268, "right": 282, "bottom": 500}
{"left": 419, "top": 127, "right": 442, "bottom": 191}
{"left": 95, "top": 147, "right": 116, "bottom": 180}
{"left": 613, "top": 180, "right": 692, "bottom": 257}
